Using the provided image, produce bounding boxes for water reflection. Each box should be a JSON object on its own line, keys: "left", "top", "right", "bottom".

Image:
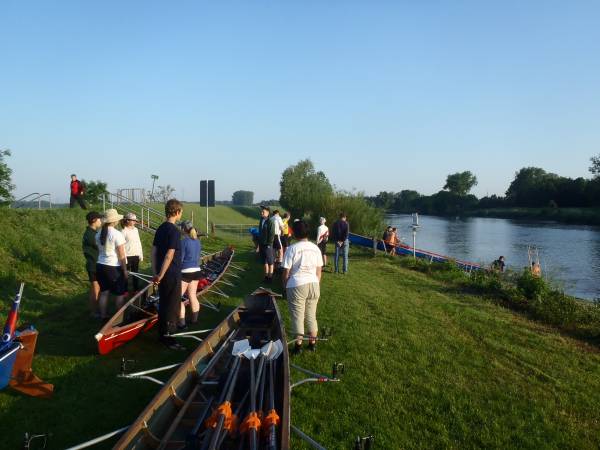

{"left": 386, "top": 214, "right": 600, "bottom": 300}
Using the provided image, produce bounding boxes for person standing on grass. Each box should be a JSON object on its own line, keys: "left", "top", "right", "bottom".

{"left": 69, "top": 174, "right": 87, "bottom": 209}
{"left": 383, "top": 226, "right": 393, "bottom": 254}
{"left": 95, "top": 209, "right": 128, "bottom": 319}
{"left": 82, "top": 211, "right": 102, "bottom": 318}
{"left": 282, "top": 219, "right": 323, "bottom": 355}
{"left": 281, "top": 212, "right": 291, "bottom": 256}
{"left": 122, "top": 213, "right": 144, "bottom": 294}
{"left": 179, "top": 220, "right": 202, "bottom": 328}
{"left": 331, "top": 212, "right": 350, "bottom": 274}
{"left": 271, "top": 210, "right": 284, "bottom": 266}
{"left": 316, "top": 216, "right": 329, "bottom": 267}
{"left": 258, "top": 205, "right": 275, "bottom": 283}
{"left": 152, "top": 199, "right": 185, "bottom": 350}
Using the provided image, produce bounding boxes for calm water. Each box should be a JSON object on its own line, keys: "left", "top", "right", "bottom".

{"left": 385, "top": 214, "right": 600, "bottom": 300}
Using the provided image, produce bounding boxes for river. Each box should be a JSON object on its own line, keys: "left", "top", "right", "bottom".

{"left": 385, "top": 214, "right": 600, "bottom": 300}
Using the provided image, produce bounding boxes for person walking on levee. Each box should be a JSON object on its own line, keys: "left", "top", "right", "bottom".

{"left": 70, "top": 174, "right": 87, "bottom": 209}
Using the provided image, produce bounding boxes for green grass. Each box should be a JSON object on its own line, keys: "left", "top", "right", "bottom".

{"left": 1, "top": 208, "right": 600, "bottom": 449}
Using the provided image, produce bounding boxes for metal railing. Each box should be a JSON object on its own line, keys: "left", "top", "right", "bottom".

{"left": 11, "top": 193, "right": 52, "bottom": 209}
{"left": 213, "top": 223, "right": 255, "bottom": 237}
{"left": 102, "top": 192, "right": 164, "bottom": 233}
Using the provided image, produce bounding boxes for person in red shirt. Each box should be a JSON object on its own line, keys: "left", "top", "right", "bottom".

{"left": 70, "top": 174, "right": 87, "bottom": 209}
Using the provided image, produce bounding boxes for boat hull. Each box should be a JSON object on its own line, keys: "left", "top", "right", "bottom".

{"left": 113, "top": 289, "right": 290, "bottom": 450}
{"left": 349, "top": 232, "right": 482, "bottom": 271}
{"left": 95, "top": 248, "right": 235, "bottom": 355}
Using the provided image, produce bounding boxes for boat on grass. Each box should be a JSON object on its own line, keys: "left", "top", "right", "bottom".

{"left": 349, "top": 232, "right": 481, "bottom": 271}
{"left": 113, "top": 287, "right": 290, "bottom": 450}
{"left": 95, "top": 247, "right": 235, "bottom": 355}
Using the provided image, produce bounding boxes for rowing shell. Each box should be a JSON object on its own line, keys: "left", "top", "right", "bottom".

{"left": 95, "top": 247, "right": 235, "bottom": 355}
{"left": 113, "top": 288, "right": 290, "bottom": 450}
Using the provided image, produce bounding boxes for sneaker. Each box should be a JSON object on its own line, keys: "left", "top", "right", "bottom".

{"left": 176, "top": 322, "right": 188, "bottom": 331}
{"left": 166, "top": 341, "right": 186, "bottom": 351}
{"left": 307, "top": 342, "right": 316, "bottom": 352}
{"left": 291, "top": 343, "right": 303, "bottom": 355}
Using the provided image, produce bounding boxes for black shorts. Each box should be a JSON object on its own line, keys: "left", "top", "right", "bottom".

{"left": 385, "top": 244, "right": 395, "bottom": 253}
{"left": 259, "top": 245, "right": 274, "bottom": 265}
{"left": 273, "top": 235, "right": 283, "bottom": 250}
{"left": 87, "top": 270, "right": 97, "bottom": 283}
{"left": 318, "top": 241, "right": 327, "bottom": 255}
{"left": 280, "top": 235, "right": 288, "bottom": 247}
{"left": 96, "top": 263, "right": 127, "bottom": 296}
{"left": 182, "top": 270, "right": 202, "bottom": 283}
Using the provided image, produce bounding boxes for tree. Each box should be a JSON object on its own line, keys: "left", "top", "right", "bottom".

{"left": 82, "top": 179, "right": 109, "bottom": 205}
{"left": 279, "top": 159, "right": 333, "bottom": 218}
{"left": 0, "top": 149, "right": 15, "bottom": 204}
{"left": 151, "top": 185, "right": 176, "bottom": 203}
{"left": 232, "top": 190, "right": 254, "bottom": 206}
{"left": 590, "top": 154, "right": 600, "bottom": 179}
{"left": 443, "top": 171, "right": 478, "bottom": 196}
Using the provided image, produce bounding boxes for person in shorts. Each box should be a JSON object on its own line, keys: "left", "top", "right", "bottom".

{"left": 271, "top": 210, "right": 284, "bottom": 265}
{"left": 281, "top": 212, "right": 291, "bottom": 256}
{"left": 95, "top": 209, "right": 128, "bottom": 319}
{"left": 258, "top": 205, "right": 275, "bottom": 282}
{"left": 82, "top": 211, "right": 102, "bottom": 318}
{"left": 282, "top": 219, "right": 323, "bottom": 355}
{"left": 316, "top": 216, "right": 329, "bottom": 267}
{"left": 121, "top": 212, "right": 144, "bottom": 293}
{"left": 179, "top": 220, "right": 202, "bottom": 327}
{"left": 152, "top": 199, "right": 184, "bottom": 350}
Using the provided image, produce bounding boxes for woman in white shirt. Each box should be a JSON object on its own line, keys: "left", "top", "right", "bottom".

{"left": 121, "top": 212, "right": 144, "bottom": 293}
{"left": 282, "top": 219, "right": 323, "bottom": 355}
{"left": 96, "top": 209, "right": 128, "bottom": 319}
{"left": 316, "top": 217, "right": 329, "bottom": 267}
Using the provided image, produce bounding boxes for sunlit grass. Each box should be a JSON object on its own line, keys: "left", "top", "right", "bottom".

{"left": 0, "top": 208, "right": 599, "bottom": 449}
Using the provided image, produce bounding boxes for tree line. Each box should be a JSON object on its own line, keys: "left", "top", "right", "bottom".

{"left": 279, "top": 159, "right": 383, "bottom": 235}
{"left": 368, "top": 155, "right": 600, "bottom": 215}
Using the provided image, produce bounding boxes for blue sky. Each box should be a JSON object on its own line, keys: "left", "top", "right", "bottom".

{"left": 1, "top": 1, "right": 599, "bottom": 203}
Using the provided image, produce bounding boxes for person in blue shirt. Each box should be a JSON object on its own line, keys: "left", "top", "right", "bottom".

{"left": 179, "top": 220, "right": 202, "bottom": 327}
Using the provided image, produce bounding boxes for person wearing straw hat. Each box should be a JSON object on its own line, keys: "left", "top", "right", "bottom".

{"left": 95, "top": 208, "right": 128, "bottom": 320}
{"left": 122, "top": 212, "right": 144, "bottom": 294}
{"left": 179, "top": 220, "right": 202, "bottom": 328}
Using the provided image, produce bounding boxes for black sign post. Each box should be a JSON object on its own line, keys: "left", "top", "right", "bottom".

{"left": 200, "top": 180, "right": 215, "bottom": 233}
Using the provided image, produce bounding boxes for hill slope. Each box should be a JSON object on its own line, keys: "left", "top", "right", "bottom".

{"left": 0, "top": 208, "right": 599, "bottom": 449}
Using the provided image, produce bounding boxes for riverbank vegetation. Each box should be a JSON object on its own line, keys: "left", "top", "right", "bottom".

{"left": 279, "top": 159, "right": 383, "bottom": 234}
{"left": 369, "top": 154, "right": 600, "bottom": 225}
{"left": 1, "top": 208, "right": 600, "bottom": 448}
{"left": 393, "top": 255, "right": 600, "bottom": 345}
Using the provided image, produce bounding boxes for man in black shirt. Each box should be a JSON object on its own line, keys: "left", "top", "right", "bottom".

{"left": 152, "top": 199, "right": 184, "bottom": 350}
{"left": 331, "top": 212, "right": 350, "bottom": 274}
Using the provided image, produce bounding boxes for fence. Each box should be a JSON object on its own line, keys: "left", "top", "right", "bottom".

{"left": 10, "top": 193, "right": 52, "bottom": 209}
{"left": 212, "top": 223, "right": 255, "bottom": 238}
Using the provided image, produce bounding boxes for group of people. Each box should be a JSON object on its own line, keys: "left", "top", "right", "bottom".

{"left": 256, "top": 206, "right": 351, "bottom": 354}
{"left": 82, "top": 199, "right": 202, "bottom": 350}
{"left": 382, "top": 226, "right": 400, "bottom": 254}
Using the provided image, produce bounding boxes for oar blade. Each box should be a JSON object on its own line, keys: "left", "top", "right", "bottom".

{"left": 232, "top": 339, "right": 250, "bottom": 356}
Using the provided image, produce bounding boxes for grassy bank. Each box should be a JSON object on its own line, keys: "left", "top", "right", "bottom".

{"left": 1, "top": 208, "right": 600, "bottom": 449}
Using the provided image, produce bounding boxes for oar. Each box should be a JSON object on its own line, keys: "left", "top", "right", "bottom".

{"left": 242, "top": 347, "right": 261, "bottom": 450}
{"left": 264, "top": 340, "right": 284, "bottom": 450}
{"left": 203, "top": 339, "right": 250, "bottom": 450}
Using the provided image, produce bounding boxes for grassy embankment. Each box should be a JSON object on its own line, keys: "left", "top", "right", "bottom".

{"left": 1, "top": 207, "right": 600, "bottom": 449}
